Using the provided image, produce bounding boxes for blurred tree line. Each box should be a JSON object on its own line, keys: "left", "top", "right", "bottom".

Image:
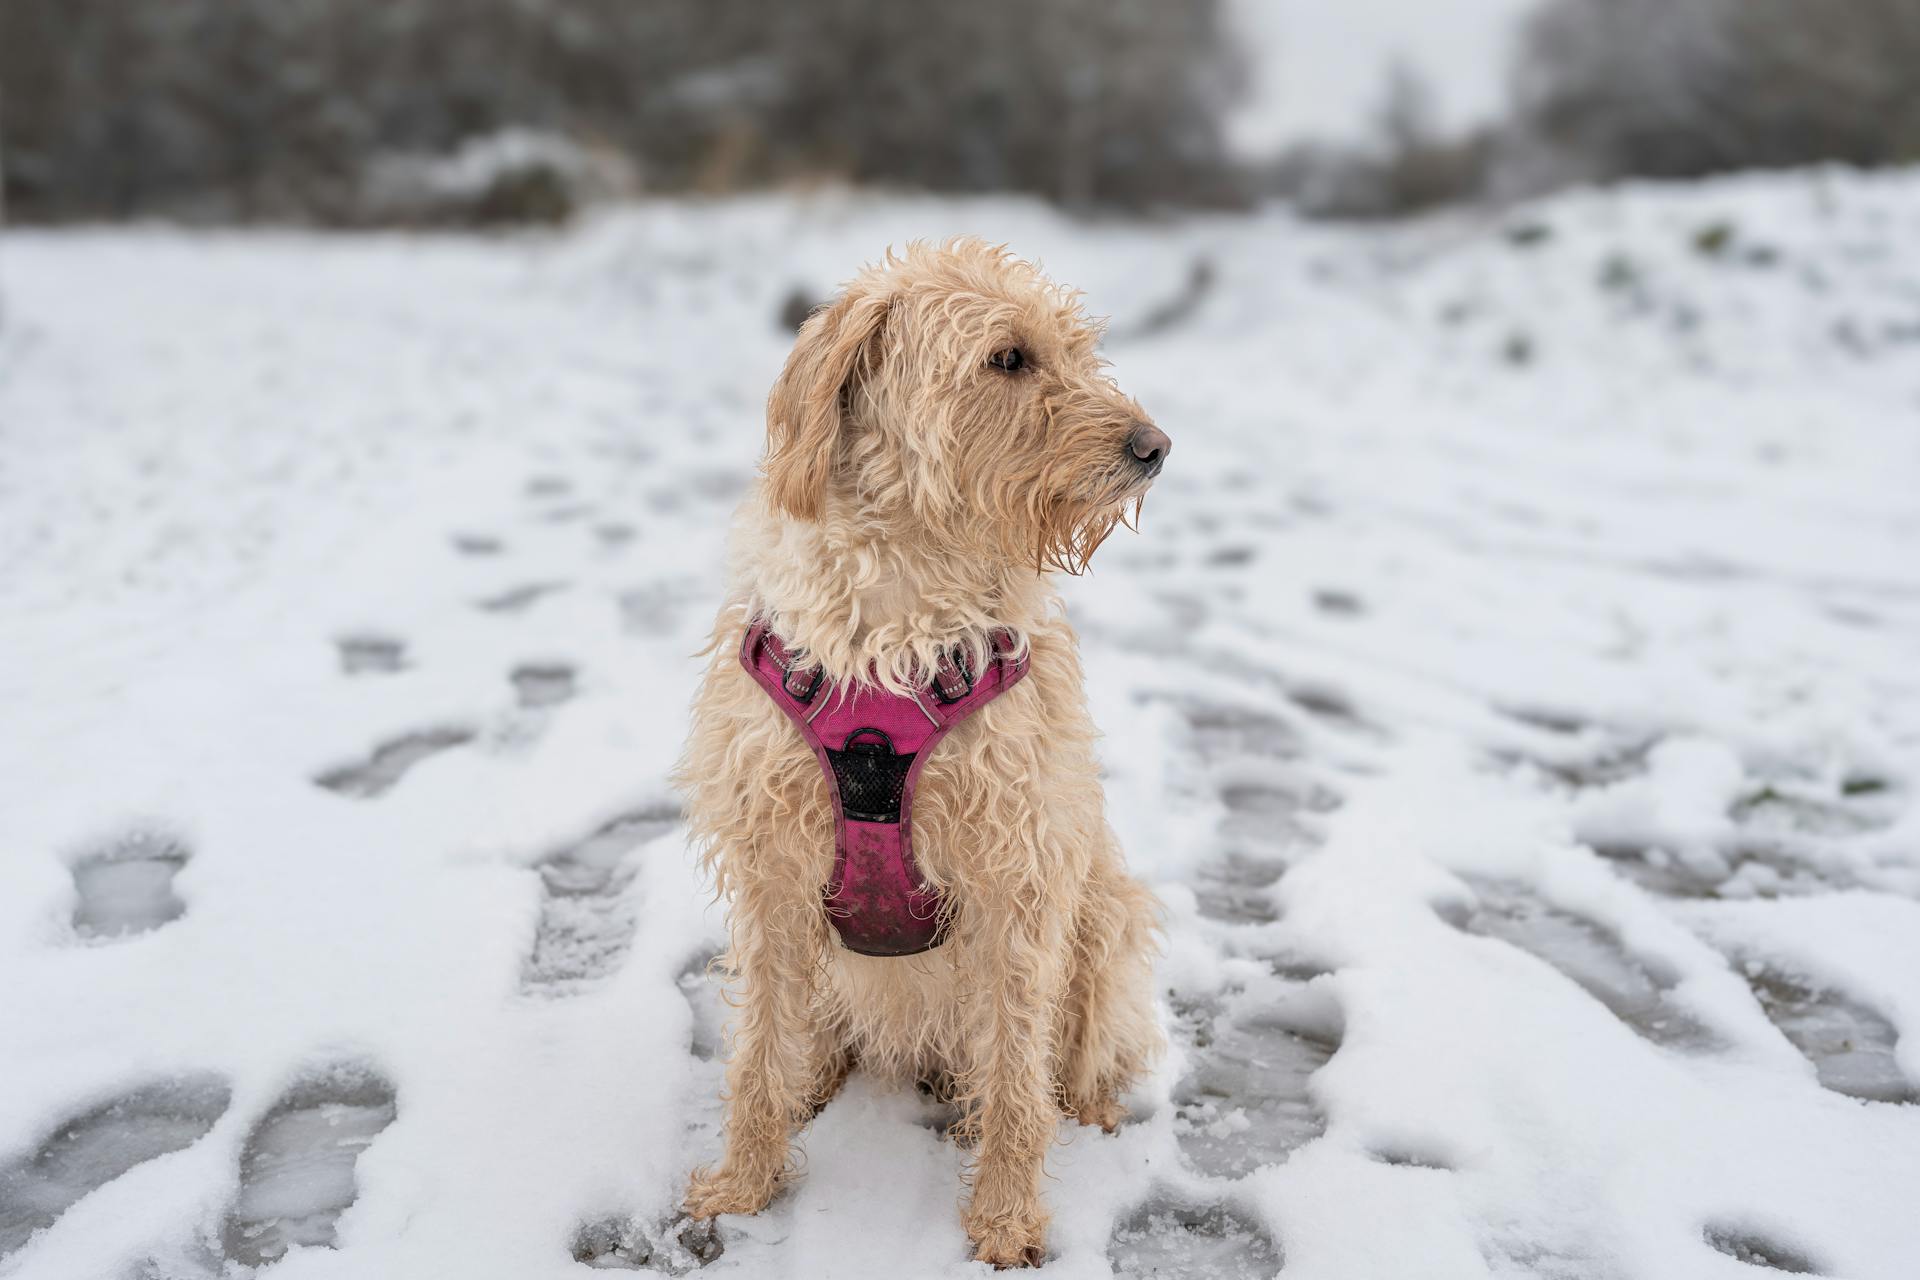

{"left": 3, "top": 0, "right": 1916, "bottom": 225}
{"left": 0, "top": 0, "right": 1244, "bottom": 223}
{"left": 1510, "top": 0, "right": 1920, "bottom": 189}
{"left": 1277, "top": 0, "right": 1920, "bottom": 219}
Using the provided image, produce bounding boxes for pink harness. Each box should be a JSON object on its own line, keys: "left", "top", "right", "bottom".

{"left": 740, "top": 622, "right": 1030, "bottom": 957}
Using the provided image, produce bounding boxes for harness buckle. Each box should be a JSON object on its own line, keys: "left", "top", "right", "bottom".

{"left": 783, "top": 663, "right": 823, "bottom": 703}
{"left": 762, "top": 631, "right": 824, "bottom": 703}
{"left": 929, "top": 648, "right": 974, "bottom": 705}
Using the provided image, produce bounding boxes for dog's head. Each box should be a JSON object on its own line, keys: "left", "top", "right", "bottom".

{"left": 762, "top": 239, "right": 1169, "bottom": 574}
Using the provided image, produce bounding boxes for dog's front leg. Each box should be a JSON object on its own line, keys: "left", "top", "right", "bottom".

{"left": 960, "top": 911, "right": 1068, "bottom": 1268}
{"left": 684, "top": 882, "right": 826, "bottom": 1220}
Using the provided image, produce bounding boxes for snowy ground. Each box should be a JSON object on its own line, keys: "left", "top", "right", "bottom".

{"left": 3, "top": 170, "right": 1919, "bottom": 1280}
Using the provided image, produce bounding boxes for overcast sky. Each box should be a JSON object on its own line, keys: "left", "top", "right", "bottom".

{"left": 1225, "top": 0, "right": 1535, "bottom": 154}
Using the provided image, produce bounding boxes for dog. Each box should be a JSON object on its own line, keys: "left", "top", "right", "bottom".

{"left": 676, "top": 239, "right": 1168, "bottom": 1268}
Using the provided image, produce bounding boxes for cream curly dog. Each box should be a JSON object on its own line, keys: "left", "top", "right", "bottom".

{"left": 677, "top": 239, "right": 1168, "bottom": 1268}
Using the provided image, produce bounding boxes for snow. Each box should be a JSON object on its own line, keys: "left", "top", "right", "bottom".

{"left": 3, "top": 168, "right": 1920, "bottom": 1279}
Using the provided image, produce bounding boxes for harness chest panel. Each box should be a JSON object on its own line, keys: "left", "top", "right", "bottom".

{"left": 739, "top": 622, "right": 1030, "bottom": 957}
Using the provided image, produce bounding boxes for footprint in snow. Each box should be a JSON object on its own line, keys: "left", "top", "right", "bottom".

{"left": 1521, "top": 745, "right": 1657, "bottom": 792}
{"left": 1204, "top": 544, "right": 1258, "bottom": 568}
{"left": 1154, "top": 590, "right": 1209, "bottom": 633}
{"left": 1311, "top": 586, "right": 1366, "bottom": 616}
{"left": 314, "top": 727, "right": 474, "bottom": 799}
{"left": 1739, "top": 965, "right": 1916, "bottom": 1105}
{"left": 511, "top": 662, "right": 577, "bottom": 710}
{"left": 525, "top": 475, "right": 574, "bottom": 498}
{"left": 675, "top": 949, "right": 727, "bottom": 1063}
{"left": 572, "top": 1214, "right": 723, "bottom": 1273}
{"left": 1177, "top": 700, "right": 1305, "bottom": 765}
{"left": 70, "top": 830, "right": 191, "bottom": 939}
{"left": 1165, "top": 696, "right": 1339, "bottom": 919}
{"left": 1588, "top": 840, "right": 1739, "bottom": 899}
{"left": 539, "top": 501, "right": 599, "bottom": 526}
{"left": 1370, "top": 1146, "right": 1454, "bottom": 1171}
{"left": 1108, "top": 1191, "right": 1282, "bottom": 1280}
{"left": 0, "top": 1075, "right": 231, "bottom": 1261}
{"left": 1591, "top": 772, "right": 1900, "bottom": 900}
{"left": 1216, "top": 773, "right": 1334, "bottom": 872}
{"left": 1193, "top": 652, "right": 1379, "bottom": 740}
{"left": 1500, "top": 705, "right": 1592, "bottom": 738}
{"left": 476, "top": 581, "right": 570, "bottom": 614}
{"left": 451, "top": 532, "right": 505, "bottom": 556}
{"left": 1732, "top": 779, "right": 1900, "bottom": 837}
{"left": 1704, "top": 1224, "right": 1821, "bottom": 1274}
{"left": 1451, "top": 882, "right": 1712, "bottom": 1051}
{"left": 335, "top": 633, "right": 406, "bottom": 675}
{"left": 1282, "top": 680, "right": 1367, "bottom": 730}
{"left": 1192, "top": 851, "right": 1286, "bottom": 926}
{"left": 522, "top": 806, "right": 681, "bottom": 995}
{"left": 618, "top": 580, "right": 705, "bottom": 638}
{"left": 1494, "top": 713, "right": 1654, "bottom": 791}
{"left": 218, "top": 1063, "right": 397, "bottom": 1267}
{"left": 1455, "top": 879, "right": 1716, "bottom": 1051}
{"left": 1593, "top": 841, "right": 1865, "bottom": 901}
{"left": 1169, "top": 973, "right": 1337, "bottom": 1179}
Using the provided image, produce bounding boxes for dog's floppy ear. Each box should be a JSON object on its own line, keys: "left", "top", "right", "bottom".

{"left": 763, "top": 287, "right": 891, "bottom": 522}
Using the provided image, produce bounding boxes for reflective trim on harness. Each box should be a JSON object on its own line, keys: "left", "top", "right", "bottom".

{"left": 739, "top": 622, "right": 1030, "bottom": 957}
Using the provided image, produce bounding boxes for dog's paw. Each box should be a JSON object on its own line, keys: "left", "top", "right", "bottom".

{"left": 1070, "top": 1095, "right": 1127, "bottom": 1133}
{"left": 969, "top": 1218, "right": 1048, "bottom": 1269}
{"left": 682, "top": 1166, "right": 777, "bottom": 1220}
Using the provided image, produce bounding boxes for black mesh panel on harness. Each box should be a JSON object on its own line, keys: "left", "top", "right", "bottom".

{"left": 826, "top": 728, "right": 914, "bottom": 823}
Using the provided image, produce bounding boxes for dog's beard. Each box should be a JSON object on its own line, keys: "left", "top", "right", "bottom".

{"left": 966, "top": 422, "right": 1156, "bottom": 575}
{"left": 1032, "top": 483, "right": 1145, "bottom": 575}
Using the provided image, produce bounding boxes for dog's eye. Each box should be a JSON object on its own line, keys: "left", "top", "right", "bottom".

{"left": 987, "top": 347, "right": 1025, "bottom": 373}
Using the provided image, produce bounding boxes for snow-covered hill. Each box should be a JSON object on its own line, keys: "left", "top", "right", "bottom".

{"left": 2, "top": 169, "right": 1918, "bottom": 1280}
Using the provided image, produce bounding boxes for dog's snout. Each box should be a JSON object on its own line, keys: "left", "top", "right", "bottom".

{"left": 1127, "top": 423, "right": 1172, "bottom": 471}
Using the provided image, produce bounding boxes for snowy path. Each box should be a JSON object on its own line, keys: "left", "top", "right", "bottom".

{"left": 3, "top": 176, "right": 1919, "bottom": 1280}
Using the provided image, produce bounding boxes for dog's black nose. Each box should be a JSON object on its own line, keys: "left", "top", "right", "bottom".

{"left": 1128, "top": 423, "right": 1172, "bottom": 471}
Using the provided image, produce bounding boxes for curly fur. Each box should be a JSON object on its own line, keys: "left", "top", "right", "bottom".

{"left": 676, "top": 239, "right": 1165, "bottom": 1268}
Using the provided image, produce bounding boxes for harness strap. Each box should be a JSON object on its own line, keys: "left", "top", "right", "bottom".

{"left": 739, "top": 622, "right": 1030, "bottom": 957}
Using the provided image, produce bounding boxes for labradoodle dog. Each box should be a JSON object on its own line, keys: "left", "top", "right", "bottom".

{"left": 677, "top": 239, "right": 1169, "bottom": 1268}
